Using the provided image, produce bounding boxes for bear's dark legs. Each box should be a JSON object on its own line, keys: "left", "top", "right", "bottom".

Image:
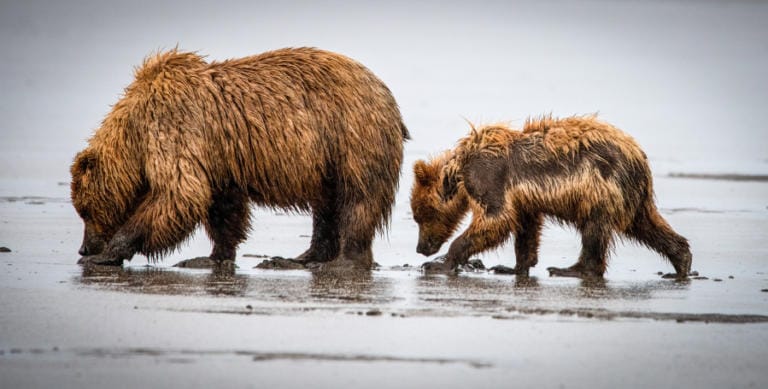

{"left": 334, "top": 202, "right": 375, "bottom": 269}
{"left": 512, "top": 212, "right": 543, "bottom": 276}
{"left": 205, "top": 187, "right": 250, "bottom": 262}
{"left": 295, "top": 199, "right": 340, "bottom": 265}
{"left": 548, "top": 212, "right": 611, "bottom": 279}
{"left": 627, "top": 204, "right": 691, "bottom": 279}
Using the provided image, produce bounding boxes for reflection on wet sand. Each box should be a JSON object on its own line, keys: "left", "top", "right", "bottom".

{"left": 77, "top": 264, "right": 250, "bottom": 296}
{"left": 73, "top": 266, "right": 768, "bottom": 323}
{"left": 309, "top": 269, "right": 394, "bottom": 303}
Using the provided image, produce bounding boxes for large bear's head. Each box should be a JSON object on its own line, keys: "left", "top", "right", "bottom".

{"left": 70, "top": 148, "right": 126, "bottom": 256}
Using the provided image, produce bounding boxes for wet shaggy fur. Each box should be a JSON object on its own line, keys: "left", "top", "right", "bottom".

{"left": 72, "top": 47, "right": 409, "bottom": 268}
{"left": 411, "top": 115, "right": 692, "bottom": 279}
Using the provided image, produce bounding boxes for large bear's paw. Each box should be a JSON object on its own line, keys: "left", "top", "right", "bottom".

{"left": 77, "top": 254, "right": 123, "bottom": 266}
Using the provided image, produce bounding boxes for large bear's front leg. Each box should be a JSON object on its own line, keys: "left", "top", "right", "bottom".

{"left": 422, "top": 214, "right": 512, "bottom": 272}
{"left": 79, "top": 178, "right": 210, "bottom": 266}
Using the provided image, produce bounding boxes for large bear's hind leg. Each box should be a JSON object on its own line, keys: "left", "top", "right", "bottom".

{"left": 295, "top": 199, "right": 340, "bottom": 265}
{"left": 313, "top": 200, "right": 376, "bottom": 272}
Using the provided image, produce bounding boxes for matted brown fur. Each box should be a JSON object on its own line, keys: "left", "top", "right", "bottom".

{"left": 411, "top": 115, "right": 691, "bottom": 279}
{"left": 72, "top": 47, "right": 409, "bottom": 268}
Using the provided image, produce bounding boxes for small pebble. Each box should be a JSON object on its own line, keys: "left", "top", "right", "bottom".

{"left": 728, "top": 275, "right": 734, "bottom": 279}
{"left": 0, "top": 247, "right": 11, "bottom": 253}
{"left": 761, "top": 289, "right": 768, "bottom": 293}
{"left": 693, "top": 276, "right": 709, "bottom": 280}
{"left": 246, "top": 305, "right": 253, "bottom": 310}
{"left": 365, "top": 309, "right": 382, "bottom": 316}
{"left": 689, "top": 270, "right": 699, "bottom": 276}
{"left": 656, "top": 271, "right": 664, "bottom": 276}
{"left": 713, "top": 278, "right": 723, "bottom": 282}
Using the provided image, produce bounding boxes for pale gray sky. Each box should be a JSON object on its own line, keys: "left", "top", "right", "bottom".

{"left": 1, "top": 0, "right": 766, "bottom": 179}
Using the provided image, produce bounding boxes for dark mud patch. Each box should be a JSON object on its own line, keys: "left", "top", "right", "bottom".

{"left": 498, "top": 306, "right": 768, "bottom": 324}
{"left": 668, "top": 172, "right": 768, "bottom": 182}
{"left": 173, "top": 257, "right": 239, "bottom": 270}
{"left": 253, "top": 257, "right": 382, "bottom": 271}
{"left": 660, "top": 207, "right": 755, "bottom": 215}
{"left": 242, "top": 253, "right": 271, "bottom": 259}
{"left": 0, "top": 246, "right": 11, "bottom": 253}
{"left": 0, "top": 196, "right": 69, "bottom": 204}
{"left": 247, "top": 351, "right": 492, "bottom": 368}
{"left": 489, "top": 265, "right": 518, "bottom": 275}
{"left": 388, "top": 264, "right": 419, "bottom": 271}
{"left": 173, "top": 256, "right": 216, "bottom": 268}
{"left": 254, "top": 256, "right": 306, "bottom": 270}
{"left": 0, "top": 347, "right": 491, "bottom": 369}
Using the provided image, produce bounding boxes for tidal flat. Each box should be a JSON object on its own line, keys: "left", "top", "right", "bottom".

{"left": 1, "top": 174, "right": 767, "bottom": 388}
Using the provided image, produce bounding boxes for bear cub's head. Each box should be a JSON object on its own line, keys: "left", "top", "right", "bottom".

{"left": 410, "top": 159, "right": 467, "bottom": 256}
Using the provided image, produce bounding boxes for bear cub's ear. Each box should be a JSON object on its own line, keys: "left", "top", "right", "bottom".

{"left": 413, "top": 160, "right": 435, "bottom": 186}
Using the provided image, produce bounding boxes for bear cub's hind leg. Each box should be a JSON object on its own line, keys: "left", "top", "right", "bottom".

{"left": 510, "top": 212, "right": 544, "bottom": 276}
{"left": 548, "top": 212, "right": 611, "bottom": 279}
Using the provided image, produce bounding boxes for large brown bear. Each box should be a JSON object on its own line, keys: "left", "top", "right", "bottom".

{"left": 72, "top": 47, "right": 409, "bottom": 270}
{"left": 411, "top": 115, "right": 691, "bottom": 279}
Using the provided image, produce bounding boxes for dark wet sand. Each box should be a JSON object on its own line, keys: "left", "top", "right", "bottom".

{"left": 669, "top": 172, "right": 768, "bottom": 182}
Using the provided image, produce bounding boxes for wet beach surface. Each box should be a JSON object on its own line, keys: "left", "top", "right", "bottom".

{"left": 3, "top": 1, "right": 768, "bottom": 387}
{"left": 1, "top": 174, "right": 767, "bottom": 388}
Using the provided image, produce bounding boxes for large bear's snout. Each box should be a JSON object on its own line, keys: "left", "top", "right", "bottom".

{"left": 79, "top": 225, "right": 106, "bottom": 257}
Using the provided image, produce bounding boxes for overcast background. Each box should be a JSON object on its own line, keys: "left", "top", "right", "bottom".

{"left": 1, "top": 0, "right": 767, "bottom": 183}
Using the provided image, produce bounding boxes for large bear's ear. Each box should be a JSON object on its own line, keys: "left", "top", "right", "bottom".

{"left": 413, "top": 160, "right": 434, "bottom": 186}
{"left": 72, "top": 149, "right": 98, "bottom": 174}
